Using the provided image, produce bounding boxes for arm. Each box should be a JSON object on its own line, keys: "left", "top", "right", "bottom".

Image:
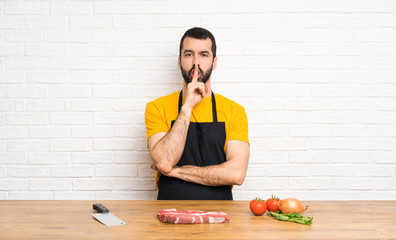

{"left": 166, "top": 140, "right": 250, "bottom": 186}
{"left": 149, "top": 64, "right": 205, "bottom": 174}
{"left": 148, "top": 105, "right": 192, "bottom": 174}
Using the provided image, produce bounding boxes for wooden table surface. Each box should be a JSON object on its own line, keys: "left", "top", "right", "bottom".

{"left": 0, "top": 200, "right": 395, "bottom": 239}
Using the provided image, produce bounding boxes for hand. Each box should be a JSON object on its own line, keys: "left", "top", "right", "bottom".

{"left": 184, "top": 64, "right": 206, "bottom": 110}
{"left": 151, "top": 163, "right": 159, "bottom": 171}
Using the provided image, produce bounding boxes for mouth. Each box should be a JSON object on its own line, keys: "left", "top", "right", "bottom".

{"left": 191, "top": 68, "right": 202, "bottom": 79}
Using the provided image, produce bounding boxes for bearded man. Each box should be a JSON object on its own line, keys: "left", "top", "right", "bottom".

{"left": 145, "top": 27, "right": 250, "bottom": 200}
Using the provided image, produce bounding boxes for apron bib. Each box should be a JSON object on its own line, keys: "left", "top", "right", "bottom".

{"left": 157, "top": 91, "right": 232, "bottom": 200}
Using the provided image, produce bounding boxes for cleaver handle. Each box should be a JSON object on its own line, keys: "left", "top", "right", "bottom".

{"left": 93, "top": 203, "right": 110, "bottom": 213}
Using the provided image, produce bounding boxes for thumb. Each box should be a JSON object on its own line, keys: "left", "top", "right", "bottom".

{"left": 191, "top": 64, "right": 199, "bottom": 83}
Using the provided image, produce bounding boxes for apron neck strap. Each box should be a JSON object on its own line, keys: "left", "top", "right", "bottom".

{"left": 178, "top": 90, "right": 218, "bottom": 123}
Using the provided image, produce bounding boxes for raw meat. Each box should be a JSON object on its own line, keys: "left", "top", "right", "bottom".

{"left": 158, "top": 208, "right": 230, "bottom": 224}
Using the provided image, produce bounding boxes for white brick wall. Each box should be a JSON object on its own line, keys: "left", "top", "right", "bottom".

{"left": 0, "top": 0, "right": 395, "bottom": 200}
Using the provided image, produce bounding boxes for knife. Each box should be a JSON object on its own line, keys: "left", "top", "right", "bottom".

{"left": 92, "top": 203, "right": 126, "bottom": 227}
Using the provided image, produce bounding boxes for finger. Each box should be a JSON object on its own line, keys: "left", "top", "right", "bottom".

{"left": 192, "top": 64, "right": 199, "bottom": 83}
{"left": 194, "top": 83, "right": 205, "bottom": 97}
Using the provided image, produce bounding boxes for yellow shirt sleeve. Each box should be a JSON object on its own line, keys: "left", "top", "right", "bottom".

{"left": 227, "top": 105, "right": 249, "bottom": 145}
{"left": 145, "top": 101, "right": 169, "bottom": 140}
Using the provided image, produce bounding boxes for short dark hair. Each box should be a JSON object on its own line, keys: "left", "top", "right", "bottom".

{"left": 179, "top": 27, "right": 217, "bottom": 59}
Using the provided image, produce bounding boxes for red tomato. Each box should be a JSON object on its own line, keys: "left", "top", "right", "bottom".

{"left": 249, "top": 197, "right": 267, "bottom": 215}
{"left": 266, "top": 195, "right": 281, "bottom": 212}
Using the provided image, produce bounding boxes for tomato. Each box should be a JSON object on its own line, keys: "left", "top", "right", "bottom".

{"left": 249, "top": 197, "right": 267, "bottom": 216}
{"left": 266, "top": 195, "right": 281, "bottom": 212}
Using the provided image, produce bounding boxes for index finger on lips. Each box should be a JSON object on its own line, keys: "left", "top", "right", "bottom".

{"left": 192, "top": 64, "right": 199, "bottom": 83}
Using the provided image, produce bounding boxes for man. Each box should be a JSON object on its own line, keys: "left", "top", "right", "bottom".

{"left": 145, "top": 27, "right": 249, "bottom": 200}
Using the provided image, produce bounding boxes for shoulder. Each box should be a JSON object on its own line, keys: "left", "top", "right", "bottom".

{"left": 214, "top": 93, "right": 245, "bottom": 112}
{"left": 146, "top": 91, "right": 179, "bottom": 108}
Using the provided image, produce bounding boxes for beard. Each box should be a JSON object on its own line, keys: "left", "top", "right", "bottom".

{"left": 181, "top": 64, "right": 213, "bottom": 84}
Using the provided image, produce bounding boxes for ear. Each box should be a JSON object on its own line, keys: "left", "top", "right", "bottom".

{"left": 212, "top": 56, "right": 218, "bottom": 70}
{"left": 178, "top": 56, "right": 181, "bottom": 69}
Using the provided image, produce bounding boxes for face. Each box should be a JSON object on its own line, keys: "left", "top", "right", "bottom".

{"left": 179, "top": 37, "right": 217, "bottom": 84}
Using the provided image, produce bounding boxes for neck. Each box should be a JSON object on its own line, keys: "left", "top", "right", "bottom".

{"left": 182, "top": 79, "right": 212, "bottom": 97}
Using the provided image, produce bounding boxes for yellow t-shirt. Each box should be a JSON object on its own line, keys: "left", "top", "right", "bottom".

{"left": 145, "top": 91, "right": 249, "bottom": 189}
{"left": 145, "top": 91, "right": 249, "bottom": 150}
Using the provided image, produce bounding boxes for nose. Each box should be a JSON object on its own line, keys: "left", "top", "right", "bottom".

{"left": 193, "top": 55, "right": 200, "bottom": 66}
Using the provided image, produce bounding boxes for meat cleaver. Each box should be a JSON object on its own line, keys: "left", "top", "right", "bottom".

{"left": 92, "top": 203, "right": 126, "bottom": 227}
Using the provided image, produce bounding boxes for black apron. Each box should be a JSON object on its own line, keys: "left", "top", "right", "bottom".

{"left": 157, "top": 91, "right": 233, "bottom": 200}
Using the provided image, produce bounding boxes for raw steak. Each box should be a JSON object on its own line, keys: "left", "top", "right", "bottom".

{"left": 158, "top": 208, "right": 229, "bottom": 224}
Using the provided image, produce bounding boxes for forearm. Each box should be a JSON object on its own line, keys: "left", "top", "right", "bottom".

{"left": 168, "top": 162, "right": 245, "bottom": 187}
{"left": 150, "top": 105, "right": 192, "bottom": 174}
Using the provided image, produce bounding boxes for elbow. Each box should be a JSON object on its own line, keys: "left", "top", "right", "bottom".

{"left": 233, "top": 177, "right": 245, "bottom": 186}
{"left": 150, "top": 152, "right": 173, "bottom": 175}
{"left": 154, "top": 162, "right": 173, "bottom": 175}
{"left": 232, "top": 172, "right": 246, "bottom": 186}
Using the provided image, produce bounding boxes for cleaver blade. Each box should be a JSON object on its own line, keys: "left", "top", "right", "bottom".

{"left": 92, "top": 203, "right": 126, "bottom": 227}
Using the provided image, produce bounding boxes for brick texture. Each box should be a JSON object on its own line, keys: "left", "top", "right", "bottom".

{"left": 0, "top": 0, "right": 395, "bottom": 200}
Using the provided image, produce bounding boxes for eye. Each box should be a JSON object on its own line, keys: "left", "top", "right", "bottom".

{"left": 201, "top": 53, "right": 209, "bottom": 57}
{"left": 184, "top": 53, "right": 192, "bottom": 57}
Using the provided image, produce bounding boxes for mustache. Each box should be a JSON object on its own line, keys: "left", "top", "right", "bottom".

{"left": 188, "top": 65, "right": 203, "bottom": 77}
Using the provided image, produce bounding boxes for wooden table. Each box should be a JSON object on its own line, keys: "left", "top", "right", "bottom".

{"left": 0, "top": 200, "right": 395, "bottom": 239}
